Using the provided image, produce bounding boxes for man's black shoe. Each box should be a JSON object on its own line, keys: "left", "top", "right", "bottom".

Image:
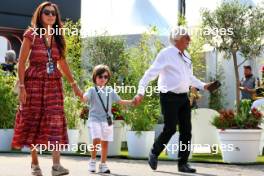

{"left": 178, "top": 164, "right": 196, "bottom": 173}
{"left": 148, "top": 152, "right": 158, "bottom": 170}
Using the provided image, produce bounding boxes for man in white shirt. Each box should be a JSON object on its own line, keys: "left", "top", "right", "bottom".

{"left": 251, "top": 98, "right": 264, "bottom": 111}
{"left": 134, "top": 27, "right": 211, "bottom": 173}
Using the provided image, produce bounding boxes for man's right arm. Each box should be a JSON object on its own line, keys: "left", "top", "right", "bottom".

{"left": 137, "top": 51, "right": 166, "bottom": 96}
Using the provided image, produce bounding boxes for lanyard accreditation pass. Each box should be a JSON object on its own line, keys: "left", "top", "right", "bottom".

{"left": 44, "top": 36, "right": 55, "bottom": 74}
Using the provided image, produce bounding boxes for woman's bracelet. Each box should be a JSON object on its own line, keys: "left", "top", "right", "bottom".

{"left": 19, "top": 84, "right": 25, "bottom": 88}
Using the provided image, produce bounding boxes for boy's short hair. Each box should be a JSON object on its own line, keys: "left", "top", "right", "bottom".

{"left": 92, "top": 64, "right": 111, "bottom": 84}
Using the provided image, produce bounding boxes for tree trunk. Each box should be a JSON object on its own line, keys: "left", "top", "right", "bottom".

{"left": 232, "top": 51, "right": 240, "bottom": 112}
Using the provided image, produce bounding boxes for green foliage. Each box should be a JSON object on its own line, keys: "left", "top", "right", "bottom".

{"left": 124, "top": 99, "right": 160, "bottom": 132}
{"left": 188, "top": 28, "right": 206, "bottom": 80}
{"left": 83, "top": 32, "right": 128, "bottom": 85}
{"left": 212, "top": 99, "right": 263, "bottom": 129}
{"left": 64, "top": 19, "right": 83, "bottom": 87}
{"left": 124, "top": 27, "right": 163, "bottom": 87}
{"left": 63, "top": 19, "right": 83, "bottom": 129}
{"left": 122, "top": 27, "right": 162, "bottom": 131}
{"left": 0, "top": 70, "right": 18, "bottom": 128}
{"left": 178, "top": 14, "right": 187, "bottom": 26}
{"left": 209, "top": 64, "right": 227, "bottom": 110}
{"left": 201, "top": 0, "right": 264, "bottom": 57}
{"left": 64, "top": 96, "right": 82, "bottom": 129}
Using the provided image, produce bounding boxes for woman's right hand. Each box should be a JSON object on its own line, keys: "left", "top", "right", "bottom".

{"left": 19, "top": 87, "right": 27, "bottom": 104}
{"left": 72, "top": 84, "right": 83, "bottom": 99}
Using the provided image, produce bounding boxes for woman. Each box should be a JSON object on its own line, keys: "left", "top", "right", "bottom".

{"left": 11, "top": 2, "right": 82, "bottom": 176}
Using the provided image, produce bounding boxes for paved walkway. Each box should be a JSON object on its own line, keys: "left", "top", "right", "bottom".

{"left": 0, "top": 153, "right": 264, "bottom": 176}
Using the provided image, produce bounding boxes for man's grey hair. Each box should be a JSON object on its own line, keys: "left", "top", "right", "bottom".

{"left": 5, "top": 50, "right": 16, "bottom": 63}
{"left": 169, "top": 27, "right": 189, "bottom": 45}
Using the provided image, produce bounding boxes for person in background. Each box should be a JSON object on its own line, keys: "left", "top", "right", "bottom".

{"left": 1, "top": 50, "right": 17, "bottom": 76}
{"left": 240, "top": 65, "right": 256, "bottom": 100}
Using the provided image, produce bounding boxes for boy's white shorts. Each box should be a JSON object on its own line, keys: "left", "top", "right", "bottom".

{"left": 88, "top": 121, "right": 113, "bottom": 141}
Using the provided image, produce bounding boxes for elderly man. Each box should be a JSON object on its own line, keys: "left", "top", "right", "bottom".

{"left": 134, "top": 27, "right": 211, "bottom": 173}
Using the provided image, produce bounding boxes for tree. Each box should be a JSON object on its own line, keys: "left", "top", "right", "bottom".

{"left": 208, "top": 63, "right": 227, "bottom": 110}
{"left": 63, "top": 19, "right": 83, "bottom": 129}
{"left": 83, "top": 32, "right": 128, "bottom": 86}
{"left": 123, "top": 27, "right": 163, "bottom": 132}
{"left": 201, "top": 0, "right": 264, "bottom": 112}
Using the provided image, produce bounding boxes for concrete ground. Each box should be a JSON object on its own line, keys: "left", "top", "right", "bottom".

{"left": 0, "top": 153, "right": 264, "bottom": 176}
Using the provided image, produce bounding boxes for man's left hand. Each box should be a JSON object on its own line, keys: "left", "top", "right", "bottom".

{"left": 204, "top": 82, "right": 212, "bottom": 91}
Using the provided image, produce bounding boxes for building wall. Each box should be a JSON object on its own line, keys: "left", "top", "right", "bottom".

{"left": 0, "top": 0, "right": 81, "bottom": 29}
{"left": 0, "top": 37, "right": 8, "bottom": 63}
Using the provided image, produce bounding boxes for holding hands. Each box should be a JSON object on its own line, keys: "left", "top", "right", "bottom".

{"left": 132, "top": 94, "right": 144, "bottom": 106}
{"left": 71, "top": 82, "right": 83, "bottom": 99}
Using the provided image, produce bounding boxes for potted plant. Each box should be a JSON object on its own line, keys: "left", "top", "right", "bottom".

{"left": 166, "top": 130, "right": 180, "bottom": 159}
{"left": 107, "top": 104, "right": 125, "bottom": 156}
{"left": 78, "top": 104, "right": 89, "bottom": 147}
{"left": 212, "top": 99, "right": 263, "bottom": 163}
{"left": 80, "top": 104, "right": 125, "bottom": 156}
{"left": 63, "top": 96, "right": 81, "bottom": 153}
{"left": 0, "top": 71, "right": 17, "bottom": 151}
{"left": 124, "top": 99, "right": 159, "bottom": 158}
{"left": 153, "top": 114, "right": 164, "bottom": 139}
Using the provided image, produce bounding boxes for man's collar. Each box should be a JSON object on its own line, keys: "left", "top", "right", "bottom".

{"left": 172, "top": 45, "right": 184, "bottom": 54}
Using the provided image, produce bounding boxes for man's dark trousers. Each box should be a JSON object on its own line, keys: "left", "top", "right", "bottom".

{"left": 151, "top": 92, "right": 192, "bottom": 165}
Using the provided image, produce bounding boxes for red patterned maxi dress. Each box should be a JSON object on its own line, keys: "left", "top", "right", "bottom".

{"left": 12, "top": 29, "right": 68, "bottom": 149}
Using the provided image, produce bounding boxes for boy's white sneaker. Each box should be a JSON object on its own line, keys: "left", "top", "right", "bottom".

{"left": 99, "top": 163, "right": 110, "bottom": 174}
{"left": 88, "top": 159, "right": 96, "bottom": 173}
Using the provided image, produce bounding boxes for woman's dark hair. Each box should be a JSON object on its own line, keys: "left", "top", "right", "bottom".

{"left": 31, "top": 1, "right": 66, "bottom": 58}
{"left": 92, "top": 65, "right": 111, "bottom": 84}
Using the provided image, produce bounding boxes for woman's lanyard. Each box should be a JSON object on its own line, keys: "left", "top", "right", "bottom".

{"left": 178, "top": 51, "right": 192, "bottom": 69}
{"left": 43, "top": 36, "right": 55, "bottom": 74}
{"left": 43, "top": 36, "right": 53, "bottom": 63}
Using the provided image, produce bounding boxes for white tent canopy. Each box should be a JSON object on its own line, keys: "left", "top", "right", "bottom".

{"left": 81, "top": 0, "right": 179, "bottom": 36}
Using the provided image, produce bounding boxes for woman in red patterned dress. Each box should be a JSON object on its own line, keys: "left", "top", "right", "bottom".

{"left": 11, "top": 2, "right": 82, "bottom": 176}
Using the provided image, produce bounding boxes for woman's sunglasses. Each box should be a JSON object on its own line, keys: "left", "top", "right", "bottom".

{"left": 98, "top": 75, "right": 109, "bottom": 80}
{"left": 42, "top": 9, "right": 56, "bottom": 17}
